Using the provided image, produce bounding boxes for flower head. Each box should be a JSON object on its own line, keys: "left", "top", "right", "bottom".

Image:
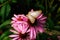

{"left": 9, "top": 26, "right": 30, "bottom": 40}
{"left": 9, "top": 14, "right": 31, "bottom": 40}
{"left": 27, "top": 9, "right": 47, "bottom": 39}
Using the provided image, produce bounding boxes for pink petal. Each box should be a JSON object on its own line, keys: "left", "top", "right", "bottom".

{"left": 11, "top": 21, "right": 16, "bottom": 23}
{"left": 37, "top": 27, "right": 44, "bottom": 33}
{"left": 22, "top": 24, "right": 28, "bottom": 33}
{"left": 27, "top": 29, "right": 30, "bottom": 33}
{"left": 18, "top": 38, "right": 22, "bottom": 40}
{"left": 30, "top": 28, "right": 33, "bottom": 39}
{"left": 37, "top": 14, "right": 43, "bottom": 19}
{"left": 12, "top": 26, "right": 21, "bottom": 32}
{"left": 12, "top": 37, "right": 19, "bottom": 40}
{"left": 18, "top": 24, "right": 28, "bottom": 34}
{"left": 10, "top": 30, "right": 18, "bottom": 34}
{"left": 18, "top": 24, "right": 22, "bottom": 31}
{"left": 40, "top": 17, "right": 47, "bottom": 20}
{"left": 16, "top": 21, "right": 26, "bottom": 23}
{"left": 30, "top": 27, "right": 36, "bottom": 39}
{"left": 9, "top": 35, "right": 18, "bottom": 37}
{"left": 17, "top": 21, "right": 29, "bottom": 34}
{"left": 12, "top": 17, "right": 18, "bottom": 21}
{"left": 39, "top": 20, "right": 46, "bottom": 23}
{"left": 14, "top": 14, "right": 19, "bottom": 18}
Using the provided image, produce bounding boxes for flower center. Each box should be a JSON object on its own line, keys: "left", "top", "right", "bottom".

{"left": 19, "top": 33, "right": 28, "bottom": 39}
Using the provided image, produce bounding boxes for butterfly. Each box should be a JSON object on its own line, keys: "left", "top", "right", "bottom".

{"left": 26, "top": 9, "right": 42, "bottom": 24}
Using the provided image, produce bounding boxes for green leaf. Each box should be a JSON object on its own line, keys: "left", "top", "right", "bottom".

{"left": 0, "top": 3, "right": 11, "bottom": 22}
{"left": 47, "top": 14, "right": 54, "bottom": 29}
{"left": 3, "top": 36, "right": 11, "bottom": 40}
{"left": 0, "top": 0, "right": 7, "bottom": 3}
{"left": 47, "top": 18, "right": 54, "bottom": 29}
{"left": 0, "top": 19, "right": 11, "bottom": 29}
{"left": 0, "top": 30, "right": 11, "bottom": 40}
{"left": 5, "top": 4, "right": 11, "bottom": 18}
{"left": 0, "top": 5, "right": 5, "bottom": 22}
{"left": 0, "top": 0, "right": 4, "bottom": 3}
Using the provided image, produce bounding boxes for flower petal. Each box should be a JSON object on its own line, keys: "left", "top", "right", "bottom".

{"left": 12, "top": 37, "right": 19, "bottom": 40}
{"left": 9, "top": 35, "right": 18, "bottom": 37}
{"left": 10, "top": 30, "right": 18, "bottom": 34}
{"left": 14, "top": 14, "right": 19, "bottom": 18}
{"left": 27, "top": 29, "right": 30, "bottom": 33}
{"left": 12, "top": 17, "right": 17, "bottom": 21}
{"left": 30, "top": 27, "right": 36, "bottom": 39}
{"left": 12, "top": 26, "right": 21, "bottom": 32}
{"left": 40, "top": 17, "right": 47, "bottom": 20}
{"left": 37, "top": 27, "right": 44, "bottom": 33}
{"left": 37, "top": 14, "right": 43, "bottom": 19}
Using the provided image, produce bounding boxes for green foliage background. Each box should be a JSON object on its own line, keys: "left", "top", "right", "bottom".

{"left": 0, "top": 0, "right": 60, "bottom": 40}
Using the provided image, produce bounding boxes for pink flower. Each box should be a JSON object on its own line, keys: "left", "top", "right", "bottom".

{"left": 9, "top": 14, "right": 33, "bottom": 40}
{"left": 9, "top": 20, "right": 31, "bottom": 40}
{"left": 11, "top": 14, "right": 30, "bottom": 34}
{"left": 10, "top": 21, "right": 36, "bottom": 40}
{"left": 27, "top": 10, "right": 47, "bottom": 39}
{"left": 9, "top": 30, "right": 30, "bottom": 40}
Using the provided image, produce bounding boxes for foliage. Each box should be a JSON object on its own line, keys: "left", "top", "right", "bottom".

{"left": 0, "top": 0, "right": 60, "bottom": 40}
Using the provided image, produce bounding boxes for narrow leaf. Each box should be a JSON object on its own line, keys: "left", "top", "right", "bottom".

{"left": 0, "top": 5, "right": 5, "bottom": 22}
{"left": 5, "top": 4, "right": 11, "bottom": 18}
{"left": 0, "top": 30, "right": 11, "bottom": 40}
{"left": 0, "top": 19, "right": 11, "bottom": 29}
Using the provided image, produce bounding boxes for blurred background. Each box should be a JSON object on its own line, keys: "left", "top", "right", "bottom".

{"left": 0, "top": 0, "right": 60, "bottom": 40}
